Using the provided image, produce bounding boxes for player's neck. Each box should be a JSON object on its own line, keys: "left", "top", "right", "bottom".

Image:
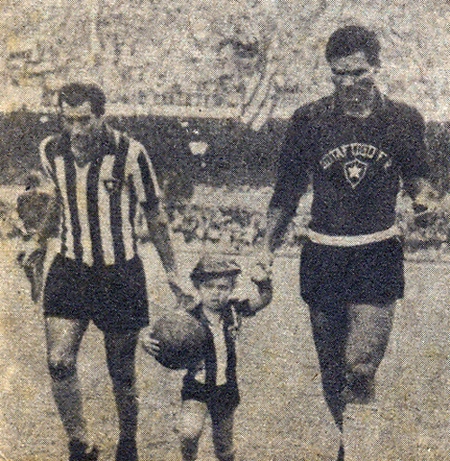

{"left": 71, "top": 147, "right": 95, "bottom": 166}
{"left": 69, "top": 125, "right": 105, "bottom": 166}
{"left": 343, "top": 103, "right": 374, "bottom": 118}
{"left": 338, "top": 88, "right": 378, "bottom": 119}
{"left": 70, "top": 136, "right": 103, "bottom": 166}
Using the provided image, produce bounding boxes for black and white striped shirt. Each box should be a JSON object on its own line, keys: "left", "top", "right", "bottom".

{"left": 40, "top": 125, "right": 161, "bottom": 266}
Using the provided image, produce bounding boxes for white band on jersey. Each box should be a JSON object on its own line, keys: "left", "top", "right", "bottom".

{"left": 306, "top": 225, "right": 401, "bottom": 247}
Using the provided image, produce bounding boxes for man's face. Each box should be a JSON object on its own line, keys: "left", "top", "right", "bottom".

{"left": 330, "top": 51, "right": 378, "bottom": 112}
{"left": 60, "top": 101, "right": 102, "bottom": 152}
{"left": 198, "top": 276, "right": 235, "bottom": 312}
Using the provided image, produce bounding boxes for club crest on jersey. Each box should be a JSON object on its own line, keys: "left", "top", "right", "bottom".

{"left": 103, "top": 178, "right": 121, "bottom": 193}
{"left": 344, "top": 159, "right": 368, "bottom": 188}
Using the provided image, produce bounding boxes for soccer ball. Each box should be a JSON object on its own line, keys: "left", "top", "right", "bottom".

{"left": 145, "top": 309, "right": 207, "bottom": 370}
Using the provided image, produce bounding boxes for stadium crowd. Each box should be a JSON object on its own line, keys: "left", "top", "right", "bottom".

{"left": 2, "top": 183, "right": 450, "bottom": 258}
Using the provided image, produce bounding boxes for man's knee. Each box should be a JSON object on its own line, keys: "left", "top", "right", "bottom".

{"left": 347, "top": 303, "right": 394, "bottom": 375}
{"left": 177, "top": 418, "right": 203, "bottom": 444}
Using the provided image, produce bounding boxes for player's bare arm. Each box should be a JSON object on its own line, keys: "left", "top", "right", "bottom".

{"left": 144, "top": 204, "right": 177, "bottom": 273}
{"left": 144, "top": 204, "right": 193, "bottom": 306}
{"left": 263, "top": 203, "right": 300, "bottom": 258}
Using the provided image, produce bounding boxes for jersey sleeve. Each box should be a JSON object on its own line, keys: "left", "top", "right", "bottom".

{"left": 127, "top": 139, "right": 162, "bottom": 213}
{"left": 230, "top": 299, "right": 256, "bottom": 317}
{"left": 268, "top": 110, "right": 312, "bottom": 217}
{"left": 396, "top": 105, "right": 430, "bottom": 180}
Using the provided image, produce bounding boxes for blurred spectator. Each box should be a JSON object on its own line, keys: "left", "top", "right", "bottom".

{"left": 16, "top": 172, "right": 59, "bottom": 302}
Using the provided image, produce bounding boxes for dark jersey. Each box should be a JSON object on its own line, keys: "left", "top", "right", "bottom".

{"left": 270, "top": 92, "right": 429, "bottom": 236}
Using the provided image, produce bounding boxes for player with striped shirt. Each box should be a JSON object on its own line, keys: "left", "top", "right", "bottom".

{"left": 39, "top": 83, "right": 187, "bottom": 461}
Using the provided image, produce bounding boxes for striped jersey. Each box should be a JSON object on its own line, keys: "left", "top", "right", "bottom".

{"left": 40, "top": 124, "right": 161, "bottom": 266}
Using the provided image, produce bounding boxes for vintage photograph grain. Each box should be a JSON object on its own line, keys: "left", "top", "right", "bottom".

{"left": 0, "top": 2, "right": 449, "bottom": 460}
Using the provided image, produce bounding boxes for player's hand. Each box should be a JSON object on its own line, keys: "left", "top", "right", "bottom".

{"left": 257, "top": 248, "right": 275, "bottom": 271}
{"left": 412, "top": 202, "right": 439, "bottom": 228}
{"left": 254, "top": 250, "right": 274, "bottom": 277}
{"left": 250, "top": 260, "right": 272, "bottom": 283}
{"left": 140, "top": 328, "right": 160, "bottom": 357}
{"left": 17, "top": 235, "right": 41, "bottom": 266}
{"left": 412, "top": 181, "right": 441, "bottom": 228}
{"left": 167, "top": 271, "right": 196, "bottom": 310}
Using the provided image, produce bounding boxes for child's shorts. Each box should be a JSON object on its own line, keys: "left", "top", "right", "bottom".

{"left": 181, "top": 377, "right": 240, "bottom": 417}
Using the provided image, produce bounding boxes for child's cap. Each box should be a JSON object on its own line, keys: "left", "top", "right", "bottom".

{"left": 190, "top": 254, "right": 241, "bottom": 283}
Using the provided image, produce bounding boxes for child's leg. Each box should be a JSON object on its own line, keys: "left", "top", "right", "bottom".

{"left": 211, "top": 408, "right": 235, "bottom": 461}
{"left": 177, "top": 399, "right": 208, "bottom": 461}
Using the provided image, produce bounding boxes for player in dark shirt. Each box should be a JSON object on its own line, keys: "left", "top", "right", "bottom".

{"left": 263, "top": 26, "right": 439, "bottom": 460}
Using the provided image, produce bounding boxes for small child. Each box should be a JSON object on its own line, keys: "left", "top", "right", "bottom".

{"left": 149, "top": 255, "right": 272, "bottom": 461}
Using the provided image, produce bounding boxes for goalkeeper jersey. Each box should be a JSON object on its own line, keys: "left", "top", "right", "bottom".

{"left": 270, "top": 91, "right": 430, "bottom": 236}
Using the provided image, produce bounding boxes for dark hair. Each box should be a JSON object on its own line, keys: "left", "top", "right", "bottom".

{"left": 325, "top": 25, "right": 381, "bottom": 67}
{"left": 58, "top": 83, "right": 106, "bottom": 117}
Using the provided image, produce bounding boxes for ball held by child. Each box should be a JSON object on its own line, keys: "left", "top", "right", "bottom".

{"left": 142, "top": 309, "right": 207, "bottom": 370}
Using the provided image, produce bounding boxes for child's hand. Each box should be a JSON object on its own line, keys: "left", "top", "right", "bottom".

{"left": 140, "top": 328, "right": 161, "bottom": 357}
{"left": 250, "top": 261, "right": 272, "bottom": 283}
{"left": 191, "top": 359, "right": 206, "bottom": 383}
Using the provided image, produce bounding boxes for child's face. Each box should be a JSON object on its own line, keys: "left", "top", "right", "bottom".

{"left": 198, "top": 276, "right": 235, "bottom": 312}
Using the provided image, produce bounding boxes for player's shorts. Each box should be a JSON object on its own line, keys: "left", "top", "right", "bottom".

{"left": 43, "top": 253, "right": 149, "bottom": 332}
{"left": 181, "top": 376, "right": 240, "bottom": 416}
{"left": 300, "top": 236, "right": 404, "bottom": 307}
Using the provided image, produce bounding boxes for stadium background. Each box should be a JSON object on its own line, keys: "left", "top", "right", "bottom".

{"left": 1, "top": 1, "right": 450, "bottom": 255}
{"left": 0, "top": 3, "right": 449, "bottom": 460}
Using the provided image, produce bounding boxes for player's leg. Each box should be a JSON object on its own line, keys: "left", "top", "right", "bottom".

{"left": 308, "top": 303, "right": 349, "bottom": 430}
{"left": 309, "top": 304, "right": 349, "bottom": 461}
{"left": 344, "top": 302, "right": 395, "bottom": 403}
{"left": 177, "top": 399, "right": 208, "bottom": 461}
{"left": 210, "top": 406, "right": 236, "bottom": 461}
{"left": 103, "top": 329, "right": 140, "bottom": 461}
{"left": 44, "top": 315, "right": 98, "bottom": 460}
{"left": 301, "top": 241, "right": 350, "bottom": 429}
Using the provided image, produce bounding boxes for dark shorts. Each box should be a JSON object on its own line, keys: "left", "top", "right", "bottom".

{"left": 181, "top": 377, "right": 240, "bottom": 416}
{"left": 300, "top": 237, "right": 404, "bottom": 307}
{"left": 43, "top": 254, "right": 149, "bottom": 332}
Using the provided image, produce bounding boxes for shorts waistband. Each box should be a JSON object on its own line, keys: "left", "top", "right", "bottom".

{"left": 306, "top": 226, "right": 401, "bottom": 247}
{"left": 55, "top": 253, "right": 140, "bottom": 269}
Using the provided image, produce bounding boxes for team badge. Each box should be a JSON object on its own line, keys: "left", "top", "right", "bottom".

{"left": 344, "top": 159, "right": 368, "bottom": 188}
{"left": 103, "top": 178, "right": 121, "bottom": 193}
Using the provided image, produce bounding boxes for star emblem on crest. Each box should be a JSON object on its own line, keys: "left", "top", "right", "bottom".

{"left": 344, "top": 159, "right": 368, "bottom": 188}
